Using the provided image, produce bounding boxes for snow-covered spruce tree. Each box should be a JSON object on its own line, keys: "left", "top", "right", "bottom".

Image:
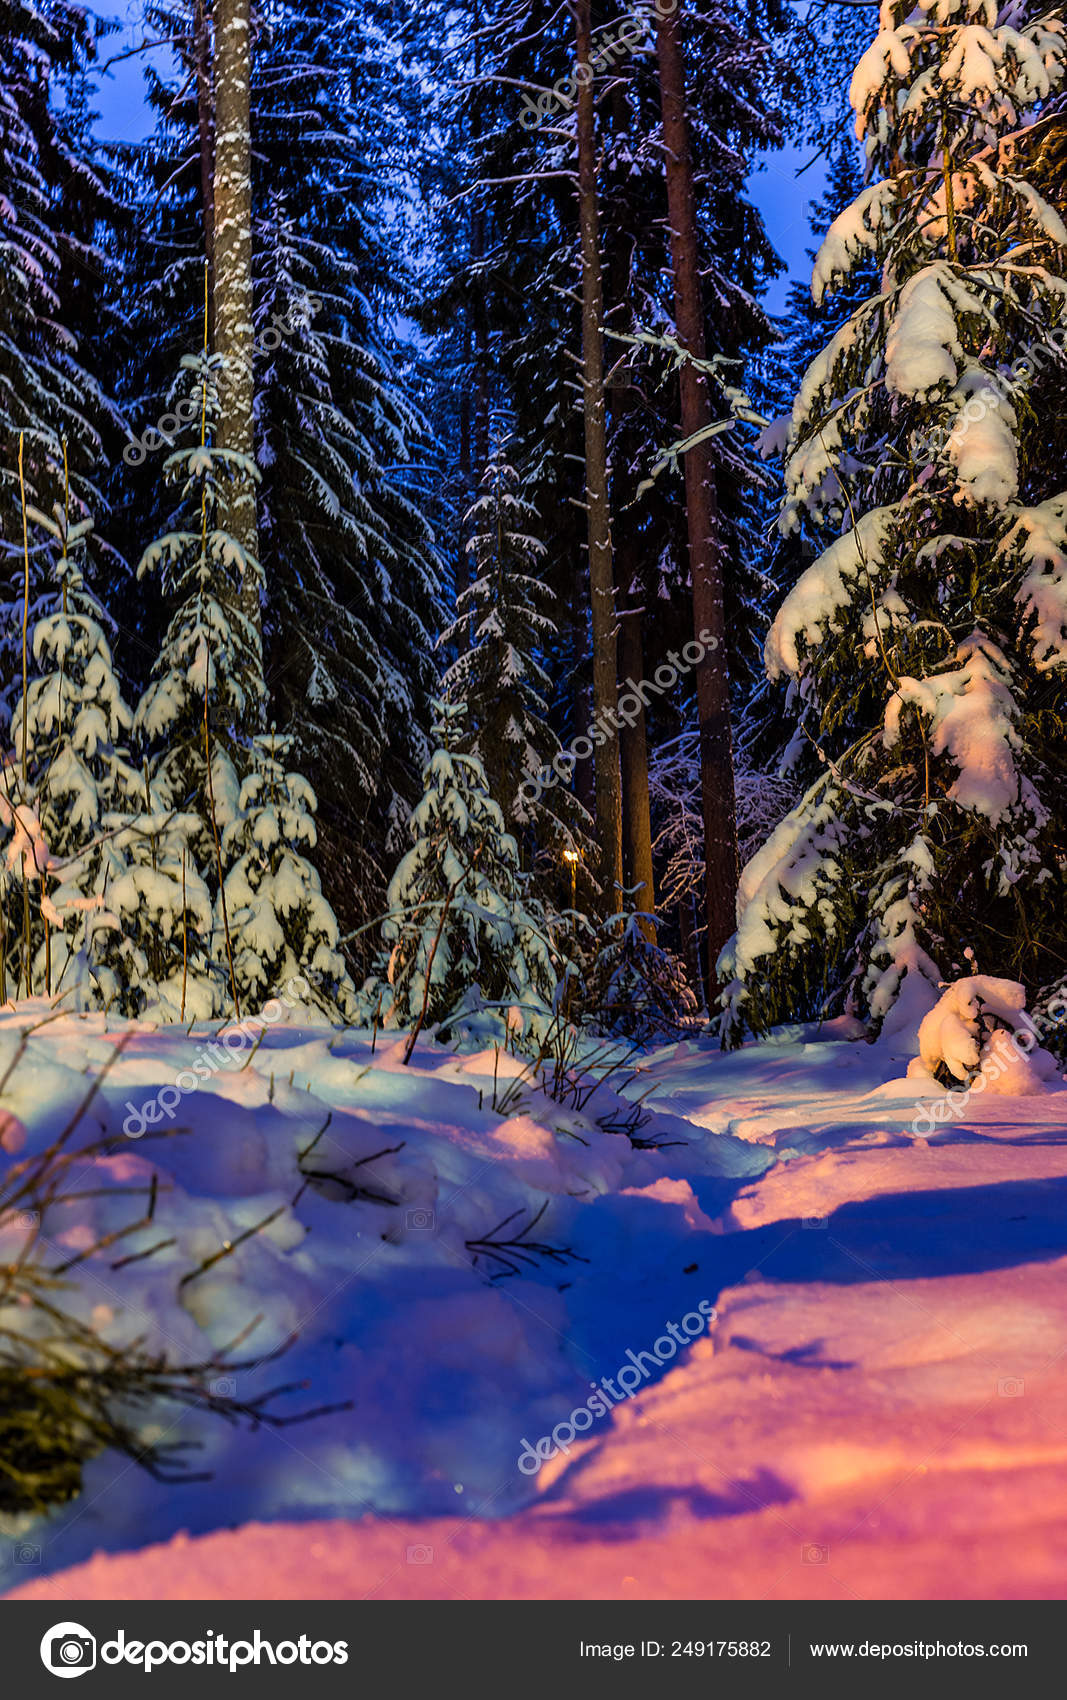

{"left": 441, "top": 439, "right": 591, "bottom": 863}
{"left": 221, "top": 729, "right": 356, "bottom": 1018}
{"left": 135, "top": 355, "right": 263, "bottom": 790}
{"left": 116, "top": 0, "right": 444, "bottom": 963}
{"left": 364, "top": 701, "right": 562, "bottom": 1045}
{"left": 133, "top": 351, "right": 265, "bottom": 1017}
{"left": 0, "top": 491, "right": 207, "bottom": 1016}
{"left": 722, "top": 0, "right": 1067, "bottom": 1041}
{"left": 6, "top": 497, "right": 142, "bottom": 1004}
{"left": 90, "top": 789, "right": 214, "bottom": 1020}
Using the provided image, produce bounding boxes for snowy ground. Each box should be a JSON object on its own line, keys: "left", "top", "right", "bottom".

{"left": 5, "top": 1005, "right": 1067, "bottom": 1600}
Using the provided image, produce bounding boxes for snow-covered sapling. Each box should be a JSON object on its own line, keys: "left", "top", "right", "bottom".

{"left": 365, "top": 700, "right": 562, "bottom": 1046}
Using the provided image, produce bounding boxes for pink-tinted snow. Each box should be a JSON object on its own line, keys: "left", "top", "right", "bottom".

{"left": 6, "top": 1010, "right": 1067, "bottom": 1601}
{"left": 11, "top": 1253, "right": 1067, "bottom": 1600}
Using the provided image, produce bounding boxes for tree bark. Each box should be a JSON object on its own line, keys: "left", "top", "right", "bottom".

{"left": 457, "top": 311, "right": 472, "bottom": 595}
{"left": 570, "top": 599, "right": 596, "bottom": 822}
{"left": 655, "top": 0, "right": 738, "bottom": 985}
{"left": 574, "top": 0, "right": 623, "bottom": 906}
{"left": 604, "top": 79, "right": 656, "bottom": 945}
{"left": 617, "top": 590, "right": 656, "bottom": 938}
{"left": 213, "top": 0, "right": 260, "bottom": 645}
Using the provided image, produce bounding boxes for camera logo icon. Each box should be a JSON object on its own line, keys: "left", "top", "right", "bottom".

{"left": 40, "top": 1623, "right": 97, "bottom": 1678}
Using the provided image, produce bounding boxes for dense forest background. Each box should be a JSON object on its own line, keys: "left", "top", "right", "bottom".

{"left": 0, "top": 0, "right": 1065, "bottom": 1046}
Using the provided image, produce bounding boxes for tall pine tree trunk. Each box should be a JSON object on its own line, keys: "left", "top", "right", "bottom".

{"left": 457, "top": 314, "right": 473, "bottom": 596}
{"left": 617, "top": 590, "right": 656, "bottom": 937}
{"left": 605, "top": 89, "right": 657, "bottom": 944}
{"left": 214, "top": 0, "right": 260, "bottom": 643}
{"left": 570, "top": 600, "right": 596, "bottom": 823}
{"left": 574, "top": 0, "right": 623, "bottom": 905}
{"left": 655, "top": 0, "right": 738, "bottom": 984}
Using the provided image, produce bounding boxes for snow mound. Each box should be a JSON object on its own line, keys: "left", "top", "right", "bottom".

{"left": 0, "top": 1005, "right": 761, "bottom": 1589}
{"left": 913, "top": 975, "right": 1059, "bottom": 1093}
{"left": 16, "top": 1252, "right": 1067, "bottom": 1601}
{"left": 6, "top": 1011, "right": 1067, "bottom": 1601}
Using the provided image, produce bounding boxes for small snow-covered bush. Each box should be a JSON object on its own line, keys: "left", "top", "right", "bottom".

{"left": 565, "top": 908, "right": 697, "bottom": 1043}
{"left": 910, "top": 974, "right": 1061, "bottom": 1095}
